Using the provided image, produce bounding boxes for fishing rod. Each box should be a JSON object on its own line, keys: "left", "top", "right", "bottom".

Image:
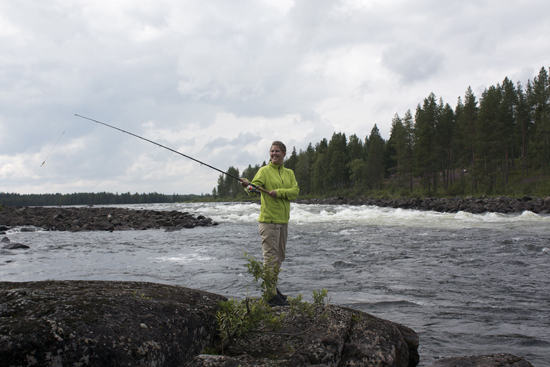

{"left": 41, "top": 130, "right": 65, "bottom": 167}
{"left": 75, "top": 114, "right": 267, "bottom": 194}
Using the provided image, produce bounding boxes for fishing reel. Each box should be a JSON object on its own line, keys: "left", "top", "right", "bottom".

{"left": 247, "top": 185, "right": 261, "bottom": 194}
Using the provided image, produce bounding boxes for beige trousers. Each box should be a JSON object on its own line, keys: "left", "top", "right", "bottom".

{"left": 258, "top": 222, "right": 288, "bottom": 269}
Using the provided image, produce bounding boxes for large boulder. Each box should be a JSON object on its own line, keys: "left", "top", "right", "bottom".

{"left": 188, "top": 305, "right": 419, "bottom": 367}
{"left": 0, "top": 280, "right": 226, "bottom": 366}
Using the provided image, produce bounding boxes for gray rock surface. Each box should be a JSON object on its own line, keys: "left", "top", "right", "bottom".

{"left": 2, "top": 242, "right": 30, "bottom": 249}
{"left": 188, "top": 306, "right": 419, "bottom": 367}
{"left": 0, "top": 280, "right": 226, "bottom": 366}
{"left": 0, "top": 206, "right": 218, "bottom": 232}
{"left": 0, "top": 236, "right": 30, "bottom": 249}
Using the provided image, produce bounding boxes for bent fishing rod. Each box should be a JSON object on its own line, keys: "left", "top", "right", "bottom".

{"left": 75, "top": 114, "right": 267, "bottom": 194}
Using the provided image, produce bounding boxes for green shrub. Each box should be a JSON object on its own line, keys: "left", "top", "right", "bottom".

{"left": 213, "top": 254, "right": 329, "bottom": 354}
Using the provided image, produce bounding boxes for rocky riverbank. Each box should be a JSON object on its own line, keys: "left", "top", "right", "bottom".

{"left": 0, "top": 281, "right": 534, "bottom": 367}
{"left": 0, "top": 281, "right": 223, "bottom": 366}
{"left": 297, "top": 195, "right": 550, "bottom": 214}
{"left": 0, "top": 206, "right": 217, "bottom": 232}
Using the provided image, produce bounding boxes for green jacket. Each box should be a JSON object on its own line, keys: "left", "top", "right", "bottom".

{"left": 247, "top": 162, "right": 299, "bottom": 224}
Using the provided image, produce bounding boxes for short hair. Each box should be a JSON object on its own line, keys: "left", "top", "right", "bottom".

{"left": 271, "top": 141, "right": 286, "bottom": 154}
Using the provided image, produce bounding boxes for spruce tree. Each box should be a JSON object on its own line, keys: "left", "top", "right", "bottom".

{"left": 365, "top": 125, "right": 385, "bottom": 190}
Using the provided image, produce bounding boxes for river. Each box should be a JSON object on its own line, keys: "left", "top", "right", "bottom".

{"left": 1, "top": 202, "right": 549, "bottom": 366}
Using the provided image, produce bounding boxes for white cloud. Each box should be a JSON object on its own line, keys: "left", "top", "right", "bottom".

{"left": 1, "top": 0, "right": 549, "bottom": 195}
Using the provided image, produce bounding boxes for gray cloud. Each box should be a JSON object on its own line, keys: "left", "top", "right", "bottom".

{"left": 382, "top": 42, "right": 446, "bottom": 83}
{"left": 1, "top": 0, "right": 549, "bottom": 194}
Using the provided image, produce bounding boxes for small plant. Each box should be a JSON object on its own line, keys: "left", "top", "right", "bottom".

{"left": 213, "top": 253, "right": 330, "bottom": 354}
{"left": 215, "top": 255, "right": 286, "bottom": 351}
{"left": 312, "top": 289, "right": 328, "bottom": 307}
{"left": 243, "top": 253, "right": 280, "bottom": 301}
{"left": 351, "top": 312, "right": 364, "bottom": 323}
{"left": 132, "top": 291, "right": 152, "bottom": 300}
{"left": 216, "top": 296, "right": 284, "bottom": 348}
{"left": 201, "top": 346, "right": 218, "bottom": 355}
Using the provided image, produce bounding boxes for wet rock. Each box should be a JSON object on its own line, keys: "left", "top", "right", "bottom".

{"left": 340, "top": 308, "right": 419, "bottom": 367}
{"left": 190, "top": 306, "right": 419, "bottom": 367}
{"left": 0, "top": 206, "right": 219, "bottom": 232}
{"left": 0, "top": 236, "right": 28, "bottom": 249}
{"left": 0, "top": 280, "right": 226, "bottom": 367}
{"left": 2, "top": 243, "right": 30, "bottom": 250}
{"left": 428, "top": 353, "right": 533, "bottom": 367}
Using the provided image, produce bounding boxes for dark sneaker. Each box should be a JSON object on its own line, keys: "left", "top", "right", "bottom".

{"left": 268, "top": 294, "right": 289, "bottom": 307}
{"left": 276, "top": 288, "right": 288, "bottom": 300}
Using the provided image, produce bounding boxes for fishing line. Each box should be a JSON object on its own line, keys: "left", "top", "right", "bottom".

{"left": 74, "top": 114, "right": 266, "bottom": 194}
{"left": 41, "top": 131, "right": 65, "bottom": 167}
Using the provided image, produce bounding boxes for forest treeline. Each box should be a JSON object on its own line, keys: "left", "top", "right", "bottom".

{"left": 214, "top": 66, "right": 550, "bottom": 199}
{"left": 0, "top": 192, "right": 208, "bottom": 207}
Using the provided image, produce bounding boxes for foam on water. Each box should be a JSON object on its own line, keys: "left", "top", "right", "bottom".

{"left": 154, "top": 254, "right": 215, "bottom": 264}
{"left": 110, "top": 202, "right": 550, "bottom": 231}
{"left": 289, "top": 204, "right": 550, "bottom": 231}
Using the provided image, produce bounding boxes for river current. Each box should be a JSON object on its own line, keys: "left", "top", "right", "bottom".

{"left": 1, "top": 202, "right": 549, "bottom": 366}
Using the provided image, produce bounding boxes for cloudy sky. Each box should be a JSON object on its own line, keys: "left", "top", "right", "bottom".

{"left": 1, "top": 0, "right": 549, "bottom": 195}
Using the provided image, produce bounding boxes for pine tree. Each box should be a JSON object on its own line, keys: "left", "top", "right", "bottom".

{"left": 437, "top": 101, "right": 455, "bottom": 189}
{"left": 414, "top": 93, "right": 439, "bottom": 193}
{"left": 477, "top": 85, "right": 502, "bottom": 192}
{"left": 455, "top": 87, "right": 479, "bottom": 191}
{"left": 403, "top": 110, "right": 416, "bottom": 192}
{"left": 311, "top": 139, "right": 329, "bottom": 195}
{"left": 227, "top": 166, "right": 241, "bottom": 198}
{"left": 365, "top": 125, "right": 385, "bottom": 190}
{"left": 326, "top": 132, "right": 349, "bottom": 189}
{"left": 347, "top": 133, "right": 366, "bottom": 192}
{"left": 284, "top": 147, "right": 298, "bottom": 171}
{"left": 347, "top": 134, "right": 364, "bottom": 161}
{"left": 531, "top": 67, "right": 550, "bottom": 173}
{"left": 498, "top": 77, "right": 518, "bottom": 186}
{"left": 295, "top": 144, "right": 315, "bottom": 195}
{"left": 385, "top": 114, "right": 402, "bottom": 179}
{"left": 515, "top": 81, "right": 532, "bottom": 174}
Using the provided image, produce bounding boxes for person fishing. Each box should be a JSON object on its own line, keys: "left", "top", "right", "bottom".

{"left": 240, "top": 141, "right": 300, "bottom": 307}
{"left": 75, "top": 116, "right": 300, "bottom": 306}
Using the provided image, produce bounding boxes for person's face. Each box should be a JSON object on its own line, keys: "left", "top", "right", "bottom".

{"left": 270, "top": 145, "right": 285, "bottom": 165}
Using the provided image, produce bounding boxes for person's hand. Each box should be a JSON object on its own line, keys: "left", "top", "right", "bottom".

{"left": 240, "top": 179, "right": 249, "bottom": 187}
{"left": 269, "top": 190, "right": 277, "bottom": 198}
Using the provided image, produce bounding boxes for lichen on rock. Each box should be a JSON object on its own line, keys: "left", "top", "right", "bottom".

{"left": 0, "top": 280, "right": 226, "bottom": 366}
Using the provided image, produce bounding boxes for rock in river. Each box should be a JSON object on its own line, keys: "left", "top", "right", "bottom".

{"left": 0, "top": 281, "right": 225, "bottom": 366}
{"left": 0, "top": 206, "right": 218, "bottom": 232}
